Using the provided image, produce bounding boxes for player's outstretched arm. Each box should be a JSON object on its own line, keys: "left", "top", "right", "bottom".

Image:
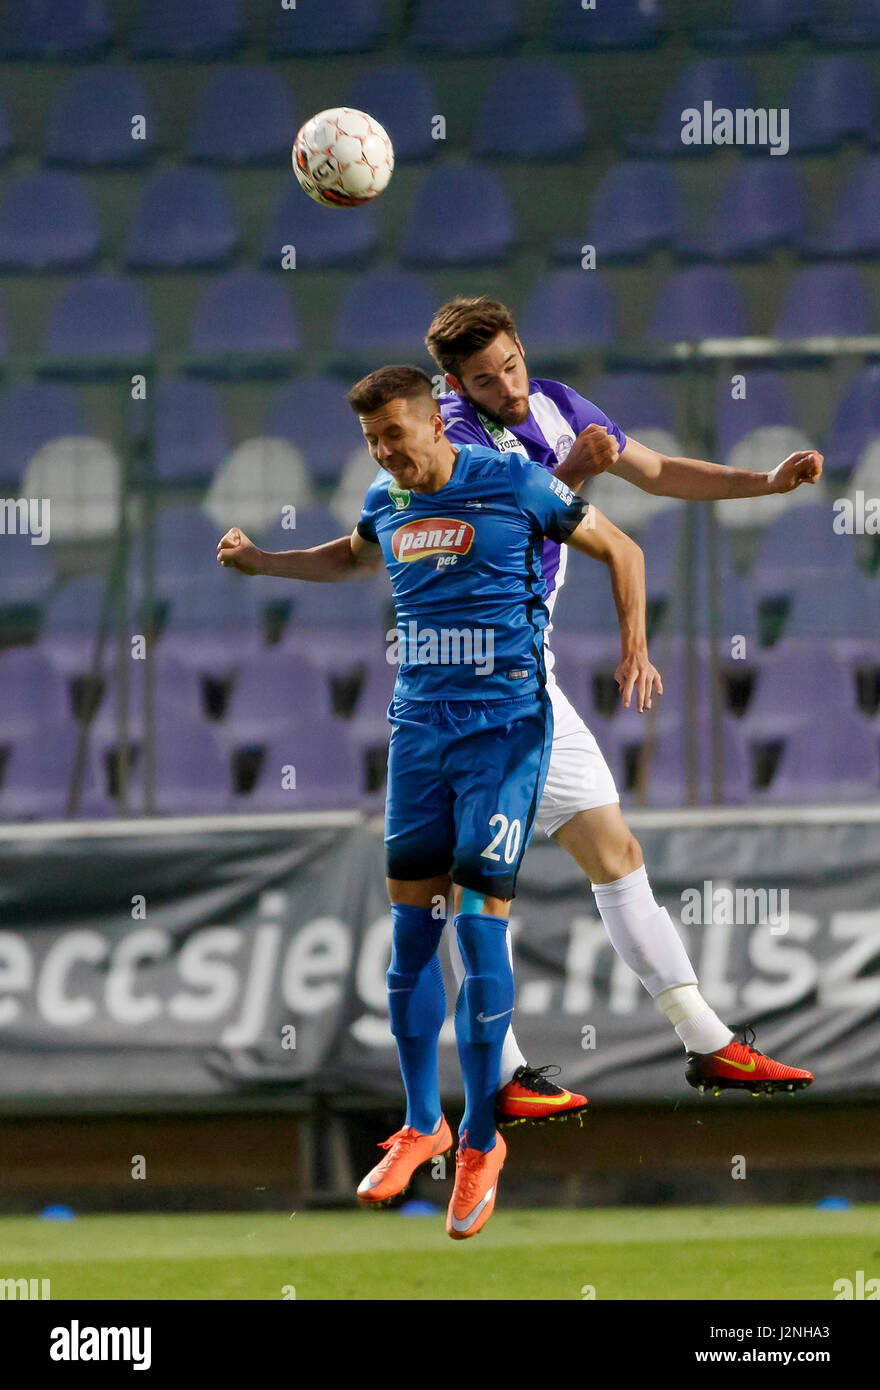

{"left": 563, "top": 505, "right": 662, "bottom": 714}
{"left": 217, "top": 526, "right": 382, "bottom": 581}
{"left": 606, "top": 436, "right": 824, "bottom": 501}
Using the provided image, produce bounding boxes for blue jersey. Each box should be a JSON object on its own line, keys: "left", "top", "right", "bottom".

{"left": 357, "top": 443, "right": 588, "bottom": 701}
{"left": 438, "top": 379, "right": 626, "bottom": 684}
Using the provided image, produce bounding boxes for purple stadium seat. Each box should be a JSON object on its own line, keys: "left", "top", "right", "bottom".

{"left": 347, "top": 65, "right": 438, "bottom": 162}
{"left": 187, "top": 66, "right": 294, "bottom": 166}
{"left": 646, "top": 268, "right": 748, "bottom": 341}
{"left": 679, "top": 161, "right": 807, "bottom": 261}
{"left": 583, "top": 373, "right": 674, "bottom": 434}
{"left": 38, "top": 574, "right": 108, "bottom": 674}
{"left": 552, "top": 558, "right": 632, "bottom": 638}
{"left": 221, "top": 651, "right": 332, "bottom": 746}
{"left": 279, "top": 574, "right": 392, "bottom": 672}
{"left": 0, "top": 727, "right": 106, "bottom": 821}
{"left": 780, "top": 572, "right": 879, "bottom": 641}
{"left": 552, "top": 0, "right": 664, "bottom": 49}
{"left": 45, "top": 68, "right": 154, "bottom": 167}
{"left": 822, "top": 364, "right": 880, "bottom": 479}
{"left": 716, "top": 369, "right": 794, "bottom": 458}
{"left": 235, "top": 722, "right": 363, "bottom": 811}
{"left": 266, "top": 382, "right": 365, "bottom": 487}
{"left": 743, "top": 645, "right": 860, "bottom": 736}
{"left": 759, "top": 715, "right": 880, "bottom": 804}
{"left": 158, "top": 574, "right": 263, "bottom": 677}
{"left": 784, "top": 57, "right": 875, "bottom": 154}
{"left": 0, "top": 171, "right": 99, "bottom": 269}
{"left": 473, "top": 62, "right": 588, "bottom": 160}
{"left": 258, "top": 503, "right": 343, "bottom": 553}
{"left": 269, "top": 0, "right": 383, "bottom": 55}
{"left": 813, "top": 0, "right": 880, "bottom": 46}
{"left": 44, "top": 274, "right": 152, "bottom": 366}
{"left": 697, "top": 0, "right": 819, "bottom": 47}
{"left": 643, "top": 716, "right": 751, "bottom": 807}
{"left": 261, "top": 185, "right": 377, "bottom": 270}
{"left": 0, "top": 534, "right": 54, "bottom": 607}
{"left": 561, "top": 161, "right": 681, "bottom": 263}
{"left": 0, "top": 382, "right": 85, "bottom": 485}
{"left": 89, "top": 652, "right": 207, "bottom": 745}
{"left": 407, "top": 0, "right": 522, "bottom": 54}
{"left": 332, "top": 268, "right": 435, "bottom": 359}
{"left": 131, "top": 0, "right": 243, "bottom": 57}
{"left": 805, "top": 157, "right": 880, "bottom": 259}
{"left": 125, "top": 169, "right": 238, "bottom": 269}
{"left": 124, "top": 719, "right": 234, "bottom": 815}
{"left": 750, "top": 505, "right": 860, "bottom": 596}
{"left": 0, "top": 646, "right": 70, "bottom": 739}
{"left": 188, "top": 271, "right": 300, "bottom": 370}
{"left": 127, "top": 506, "right": 225, "bottom": 595}
{"left": 400, "top": 164, "right": 516, "bottom": 267}
{"left": 773, "top": 267, "right": 874, "bottom": 339}
{"left": 519, "top": 271, "right": 617, "bottom": 357}
{"left": 641, "top": 506, "right": 737, "bottom": 592}
{"left": 136, "top": 379, "right": 230, "bottom": 485}
{"left": 1, "top": 0, "right": 111, "bottom": 58}
{"left": 626, "top": 59, "right": 756, "bottom": 156}
{"left": 351, "top": 652, "right": 396, "bottom": 720}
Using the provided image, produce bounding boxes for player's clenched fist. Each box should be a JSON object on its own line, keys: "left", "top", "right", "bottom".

{"left": 217, "top": 526, "right": 264, "bottom": 575}
{"left": 767, "top": 449, "right": 823, "bottom": 494}
{"left": 565, "top": 422, "right": 620, "bottom": 481}
{"left": 615, "top": 651, "right": 663, "bottom": 714}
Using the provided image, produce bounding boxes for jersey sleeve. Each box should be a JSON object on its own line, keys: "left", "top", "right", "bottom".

{"left": 558, "top": 383, "right": 627, "bottom": 455}
{"left": 442, "top": 407, "right": 490, "bottom": 448}
{"left": 356, "top": 481, "right": 385, "bottom": 544}
{"left": 506, "top": 453, "right": 590, "bottom": 543}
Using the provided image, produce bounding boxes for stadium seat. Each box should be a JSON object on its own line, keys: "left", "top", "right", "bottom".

{"left": 269, "top": 0, "right": 383, "bottom": 55}
{"left": 0, "top": 382, "right": 85, "bottom": 486}
{"left": 849, "top": 436, "right": 880, "bottom": 501}
{"left": 583, "top": 373, "right": 675, "bottom": 436}
{"left": 822, "top": 365, "right": 880, "bottom": 479}
{"left": 551, "top": 0, "right": 665, "bottom": 49}
{"left": 331, "top": 267, "right": 435, "bottom": 360}
{"left": 23, "top": 437, "right": 120, "bottom": 539}
{"left": 187, "top": 66, "right": 294, "bottom": 165}
{"left": 585, "top": 454, "right": 684, "bottom": 534}
{"left": 266, "top": 380, "right": 366, "bottom": 487}
{"left": 43, "top": 274, "right": 153, "bottom": 368}
{"left": 678, "top": 161, "right": 807, "bottom": 261}
{"left": 812, "top": 0, "right": 880, "bottom": 46}
{"left": 715, "top": 369, "right": 794, "bottom": 460}
{"left": 646, "top": 268, "right": 748, "bottom": 341}
{"left": 0, "top": 0, "right": 112, "bottom": 58}
{"left": 279, "top": 573, "right": 392, "bottom": 672}
{"left": 203, "top": 438, "right": 313, "bottom": 534}
{"left": 407, "top": 0, "right": 523, "bottom": 54}
{"left": 743, "top": 645, "right": 861, "bottom": 736}
{"left": 778, "top": 572, "right": 878, "bottom": 641}
{"left": 130, "top": 0, "right": 243, "bottom": 57}
{"left": 639, "top": 714, "right": 752, "bottom": 807}
{"left": 188, "top": 271, "right": 300, "bottom": 373}
{"left": 89, "top": 652, "right": 208, "bottom": 745}
{"left": 399, "top": 164, "right": 516, "bottom": 267}
{"left": 123, "top": 719, "right": 235, "bottom": 815}
{"left": 556, "top": 161, "right": 681, "bottom": 263}
{"left": 784, "top": 57, "right": 875, "bottom": 154}
{"left": 0, "top": 534, "right": 54, "bottom": 607}
{"left": 804, "top": 156, "right": 880, "bottom": 259}
{"left": 346, "top": 64, "right": 438, "bottom": 162}
{"left": 758, "top": 715, "right": 880, "bottom": 804}
{"left": 236, "top": 723, "right": 363, "bottom": 811}
{"left": 696, "top": 0, "right": 819, "bottom": 46}
{"left": 716, "top": 427, "right": 820, "bottom": 528}
{"left": 125, "top": 169, "right": 238, "bottom": 269}
{"left": 127, "top": 505, "right": 226, "bottom": 597}
{"left": 220, "top": 651, "right": 332, "bottom": 747}
{"left": 519, "top": 271, "right": 618, "bottom": 359}
{"left": 45, "top": 68, "right": 154, "bottom": 166}
{"left": 0, "top": 171, "right": 99, "bottom": 270}
{"left": 258, "top": 503, "right": 342, "bottom": 554}
{"left": 0, "top": 728, "right": 106, "bottom": 822}
{"left": 261, "top": 184, "right": 377, "bottom": 269}
{"left": 641, "top": 506, "right": 737, "bottom": 596}
{"left": 0, "top": 646, "right": 70, "bottom": 740}
{"left": 626, "top": 59, "right": 755, "bottom": 156}
{"left": 158, "top": 574, "right": 264, "bottom": 678}
{"left": 38, "top": 574, "right": 109, "bottom": 675}
{"left": 331, "top": 447, "right": 385, "bottom": 530}
{"left": 136, "top": 378, "right": 230, "bottom": 486}
{"left": 773, "top": 267, "right": 874, "bottom": 339}
{"left": 473, "top": 62, "right": 587, "bottom": 160}
{"left": 750, "top": 504, "right": 861, "bottom": 596}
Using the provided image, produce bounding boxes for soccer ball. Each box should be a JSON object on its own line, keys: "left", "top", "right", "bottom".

{"left": 292, "top": 107, "right": 394, "bottom": 208}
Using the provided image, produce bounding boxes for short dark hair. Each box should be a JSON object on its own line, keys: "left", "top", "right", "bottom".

{"left": 346, "top": 364, "right": 436, "bottom": 416}
{"left": 425, "top": 296, "right": 518, "bottom": 377}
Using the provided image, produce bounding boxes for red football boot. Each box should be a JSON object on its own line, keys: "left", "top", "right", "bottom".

{"left": 495, "top": 1064, "right": 589, "bottom": 1128}
{"left": 686, "top": 1027, "right": 814, "bottom": 1096}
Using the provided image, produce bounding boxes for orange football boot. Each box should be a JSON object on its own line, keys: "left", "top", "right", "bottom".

{"left": 446, "top": 1131, "right": 507, "bottom": 1241}
{"left": 357, "top": 1116, "right": 453, "bottom": 1205}
{"left": 686, "top": 1027, "right": 814, "bottom": 1096}
{"left": 496, "top": 1064, "right": 588, "bottom": 1127}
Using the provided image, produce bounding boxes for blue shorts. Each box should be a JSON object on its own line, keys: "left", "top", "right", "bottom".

{"left": 384, "top": 691, "right": 554, "bottom": 899}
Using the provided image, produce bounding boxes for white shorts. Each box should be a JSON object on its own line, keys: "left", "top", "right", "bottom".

{"left": 533, "top": 682, "right": 620, "bottom": 838}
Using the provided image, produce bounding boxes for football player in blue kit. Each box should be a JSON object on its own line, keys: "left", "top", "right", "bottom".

{"left": 218, "top": 365, "right": 659, "bottom": 1238}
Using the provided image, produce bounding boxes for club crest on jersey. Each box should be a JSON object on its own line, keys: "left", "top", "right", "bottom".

{"left": 555, "top": 434, "right": 575, "bottom": 462}
{"left": 392, "top": 517, "right": 475, "bottom": 562}
{"left": 388, "top": 482, "right": 411, "bottom": 510}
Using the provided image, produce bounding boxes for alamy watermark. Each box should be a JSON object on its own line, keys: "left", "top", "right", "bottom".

{"left": 681, "top": 880, "right": 790, "bottom": 935}
{"left": 681, "top": 102, "right": 789, "bottom": 156}
{"left": 0, "top": 497, "right": 50, "bottom": 544}
{"left": 386, "top": 622, "right": 496, "bottom": 676}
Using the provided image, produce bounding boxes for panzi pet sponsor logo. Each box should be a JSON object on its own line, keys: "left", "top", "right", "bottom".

{"left": 392, "top": 517, "right": 475, "bottom": 562}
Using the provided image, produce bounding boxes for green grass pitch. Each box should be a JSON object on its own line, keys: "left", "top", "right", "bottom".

{"left": 1, "top": 1206, "right": 877, "bottom": 1300}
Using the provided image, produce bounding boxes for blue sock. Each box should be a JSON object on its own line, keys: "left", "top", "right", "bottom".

{"left": 387, "top": 903, "right": 446, "bottom": 1135}
{"left": 453, "top": 911, "right": 514, "bottom": 1153}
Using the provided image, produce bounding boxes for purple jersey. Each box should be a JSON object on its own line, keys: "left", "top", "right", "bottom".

{"left": 439, "top": 378, "right": 627, "bottom": 684}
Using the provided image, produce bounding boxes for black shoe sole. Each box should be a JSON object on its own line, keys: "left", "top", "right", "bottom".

{"left": 686, "top": 1074, "right": 813, "bottom": 1097}
{"left": 495, "top": 1102, "right": 589, "bottom": 1131}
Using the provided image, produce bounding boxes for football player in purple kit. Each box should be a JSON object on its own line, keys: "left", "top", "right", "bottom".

{"left": 425, "top": 296, "right": 818, "bottom": 1122}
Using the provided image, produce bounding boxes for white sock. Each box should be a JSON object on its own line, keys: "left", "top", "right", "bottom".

{"left": 591, "top": 865, "right": 732, "bottom": 1053}
{"left": 655, "top": 984, "right": 733, "bottom": 1056}
{"left": 448, "top": 922, "right": 526, "bottom": 1084}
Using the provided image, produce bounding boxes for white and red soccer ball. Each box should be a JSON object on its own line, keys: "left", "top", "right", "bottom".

{"left": 292, "top": 107, "right": 394, "bottom": 208}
